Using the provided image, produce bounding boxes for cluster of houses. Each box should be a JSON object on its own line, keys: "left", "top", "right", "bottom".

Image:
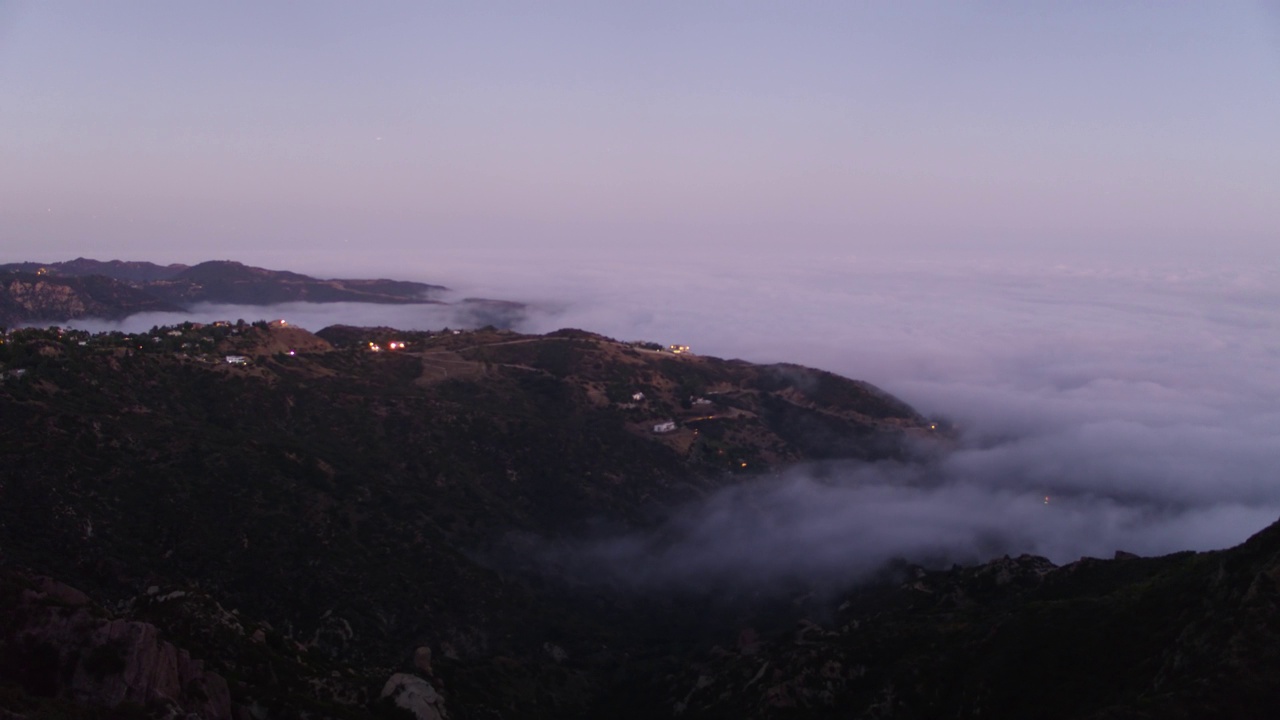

{"left": 609, "top": 339, "right": 700, "bottom": 435}
{"left": 615, "top": 389, "right": 714, "bottom": 434}
{"left": 367, "top": 340, "right": 408, "bottom": 352}
{"left": 626, "top": 341, "right": 693, "bottom": 355}
{"left": 0, "top": 321, "right": 320, "bottom": 374}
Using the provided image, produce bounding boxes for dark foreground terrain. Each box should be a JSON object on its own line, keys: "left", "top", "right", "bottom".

{"left": 1, "top": 322, "right": 1277, "bottom": 719}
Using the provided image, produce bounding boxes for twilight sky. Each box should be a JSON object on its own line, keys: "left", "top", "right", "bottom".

{"left": 2, "top": 1, "right": 1277, "bottom": 268}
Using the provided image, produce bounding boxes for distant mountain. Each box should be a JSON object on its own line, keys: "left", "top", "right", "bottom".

{"left": 149, "top": 260, "right": 447, "bottom": 306}
{"left": 0, "top": 258, "right": 454, "bottom": 326}
{"left": 3, "top": 322, "right": 1278, "bottom": 719}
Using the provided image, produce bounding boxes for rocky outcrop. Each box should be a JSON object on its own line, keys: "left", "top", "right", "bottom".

{"left": 380, "top": 673, "right": 448, "bottom": 720}
{"left": 3, "top": 576, "right": 235, "bottom": 720}
{"left": 0, "top": 273, "right": 182, "bottom": 325}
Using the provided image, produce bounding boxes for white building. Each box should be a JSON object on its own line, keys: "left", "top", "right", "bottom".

{"left": 652, "top": 420, "right": 677, "bottom": 433}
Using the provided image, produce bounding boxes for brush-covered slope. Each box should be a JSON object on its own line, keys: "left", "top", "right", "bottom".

{"left": 0, "top": 323, "right": 934, "bottom": 717}
{"left": 641, "top": 523, "right": 1280, "bottom": 720}
{"left": 2, "top": 323, "right": 1277, "bottom": 720}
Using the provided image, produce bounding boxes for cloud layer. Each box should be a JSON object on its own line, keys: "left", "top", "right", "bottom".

{"left": 493, "top": 254, "right": 1280, "bottom": 580}
{"left": 539, "top": 459, "right": 1280, "bottom": 591}
{"left": 63, "top": 253, "right": 1280, "bottom": 582}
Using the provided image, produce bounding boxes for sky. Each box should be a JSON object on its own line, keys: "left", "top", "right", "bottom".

{"left": 1, "top": 1, "right": 1277, "bottom": 267}
{"left": 7, "top": 3, "right": 1280, "bottom": 579}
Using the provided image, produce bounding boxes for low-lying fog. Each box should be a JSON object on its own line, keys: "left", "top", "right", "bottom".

{"left": 65, "top": 252, "right": 1280, "bottom": 580}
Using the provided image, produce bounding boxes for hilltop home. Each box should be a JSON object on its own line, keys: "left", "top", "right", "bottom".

{"left": 652, "top": 420, "right": 677, "bottom": 434}
{"left": 224, "top": 355, "right": 248, "bottom": 365}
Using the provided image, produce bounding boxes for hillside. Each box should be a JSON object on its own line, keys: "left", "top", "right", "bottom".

{"left": 1, "top": 324, "right": 1277, "bottom": 719}
{"left": 0, "top": 272, "right": 185, "bottom": 325}
{"left": 0, "top": 323, "right": 935, "bottom": 717}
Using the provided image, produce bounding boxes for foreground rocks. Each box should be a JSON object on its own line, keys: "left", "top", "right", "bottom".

{"left": 2, "top": 576, "right": 234, "bottom": 719}
{"left": 381, "top": 673, "right": 448, "bottom": 720}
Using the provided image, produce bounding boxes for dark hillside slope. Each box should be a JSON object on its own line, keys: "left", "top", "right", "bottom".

{"left": 649, "top": 518, "right": 1280, "bottom": 720}
{"left": 0, "top": 323, "right": 935, "bottom": 717}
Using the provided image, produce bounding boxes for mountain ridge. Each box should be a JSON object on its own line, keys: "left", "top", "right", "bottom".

{"left": 0, "top": 258, "right": 454, "bottom": 326}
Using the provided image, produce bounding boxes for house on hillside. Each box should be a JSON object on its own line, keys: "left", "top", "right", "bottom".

{"left": 652, "top": 420, "right": 677, "bottom": 434}
{"left": 224, "top": 355, "right": 248, "bottom": 365}
{"left": 632, "top": 391, "right": 645, "bottom": 402}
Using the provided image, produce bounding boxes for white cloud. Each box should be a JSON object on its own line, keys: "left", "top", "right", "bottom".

{"left": 487, "top": 253, "right": 1280, "bottom": 580}
{"left": 55, "top": 252, "right": 1280, "bottom": 580}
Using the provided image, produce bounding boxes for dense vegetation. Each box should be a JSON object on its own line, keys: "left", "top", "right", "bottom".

{"left": 2, "top": 323, "right": 1277, "bottom": 719}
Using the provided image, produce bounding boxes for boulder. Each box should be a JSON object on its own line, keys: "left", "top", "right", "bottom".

{"left": 414, "top": 645, "right": 434, "bottom": 675}
{"left": 381, "top": 673, "right": 448, "bottom": 720}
